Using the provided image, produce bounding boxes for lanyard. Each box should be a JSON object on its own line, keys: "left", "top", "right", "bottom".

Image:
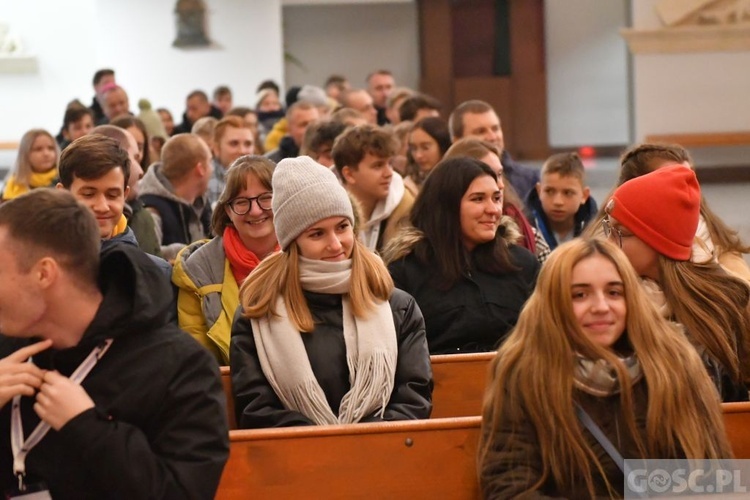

{"left": 10, "top": 339, "right": 113, "bottom": 485}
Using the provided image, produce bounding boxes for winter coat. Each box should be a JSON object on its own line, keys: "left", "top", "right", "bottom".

{"left": 172, "top": 105, "right": 223, "bottom": 135}
{"left": 481, "top": 379, "right": 652, "bottom": 498}
{"left": 230, "top": 289, "right": 433, "bottom": 428}
{"left": 358, "top": 173, "right": 415, "bottom": 253}
{"left": 386, "top": 223, "right": 539, "bottom": 354}
{"left": 138, "top": 163, "right": 212, "bottom": 261}
{"left": 264, "top": 135, "right": 299, "bottom": 164}
{"left": 525, "top": 186, "right": 598, "bottom": 250}
{"left": 172, "top": 237, "right": 237, "bottom": 365}
{"left": 125, "top": 197, "right": 164, "bottom": 258}
{"left": 0, "top": 244, "right": 229, "bottom": 499}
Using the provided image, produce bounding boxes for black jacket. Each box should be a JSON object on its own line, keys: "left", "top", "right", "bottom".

{"left": 172, "top": 105, "right": 223, "bottom": 135}
{"left": 0, "top": 244, "right": 229, "bottom": 499}
{"left": 230, "top": 289, "right": 433, "bottom": 428}
{"left": 388, "top": 245, "right": 539, "bottom": 354}
{"left": 264, "top": 135, "right": 299, "bottom": 164}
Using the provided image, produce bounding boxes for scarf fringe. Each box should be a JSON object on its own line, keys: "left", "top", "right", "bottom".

{"left": 339, "top": 349, "right": 397, "bottom": 423}
{"left": 283, "top": 381, "right": 339, "bottom": 426}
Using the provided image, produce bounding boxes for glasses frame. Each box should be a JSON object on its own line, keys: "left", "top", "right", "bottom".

{"left": 227, "top": 193, "right": 273, "bottom": 215}
{"left": 602, "top": 216, "right": 623, "bottom": 248}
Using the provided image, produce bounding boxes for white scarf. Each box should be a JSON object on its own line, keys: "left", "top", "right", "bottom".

{"left": 251, "top": 257, "right": 397, "bottom": 424}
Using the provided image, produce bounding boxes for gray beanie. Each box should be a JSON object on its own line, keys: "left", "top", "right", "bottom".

{"left": 272, "top": 156, "right": 354, "bottom": 249}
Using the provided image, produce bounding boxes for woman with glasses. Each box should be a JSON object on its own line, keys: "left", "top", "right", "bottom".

{"left": 605, "top": 165, "right": 750, "bottom": 401}
{"left": 173, "top": 155, "right": 278, "bottom": 365}
{"left": 587, "top": 142, "right": 750, "bottom": 282}
{"left": 382, "top": 157, "right": 539, "bottom": 354}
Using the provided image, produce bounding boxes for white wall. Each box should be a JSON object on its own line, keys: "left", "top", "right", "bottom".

{"left": 0, "top": 0, "right": 284, "bottom": 143}
{"left": 631, "top": 0, "right": 750, "bottom": 140}
{"left": 545, "top": 0, "right": 631, "bottom": 147}
{"left": 282, "top": 2, "right": 419, "bottom": 92}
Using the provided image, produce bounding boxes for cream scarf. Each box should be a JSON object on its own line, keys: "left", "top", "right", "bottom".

{"left": 251, "top": 256, "right": 397, "bottom": 425}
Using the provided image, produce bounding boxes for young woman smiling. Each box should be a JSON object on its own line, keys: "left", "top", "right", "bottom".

{"left": 479, "top": 238, "right": 732, "bottom": 498}
{"left": 172, "top": 155, "right": 278, "bottom": 365}
{"left": 383, "top": 157, "right": 539, "bottom": 354}
{"left": 230, "top": 156, "right": 432, "bottom": 428}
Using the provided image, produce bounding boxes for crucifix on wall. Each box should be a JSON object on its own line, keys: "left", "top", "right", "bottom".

{"left": 173, "top": 0, "right": 211, "bottom": 48}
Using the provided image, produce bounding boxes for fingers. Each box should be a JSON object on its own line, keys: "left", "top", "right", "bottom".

{"left": 2, "top": 339, "right": 53, "bottom": 364}
{"left": 41, "top": 370, "right": 64, "bottom": 385}
{"left": 0, "top": 371, "right": 46, "bottom": 391}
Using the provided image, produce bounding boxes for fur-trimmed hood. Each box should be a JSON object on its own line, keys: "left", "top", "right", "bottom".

{"left": 381, "top": 215, "right": 523, "bottom": 265}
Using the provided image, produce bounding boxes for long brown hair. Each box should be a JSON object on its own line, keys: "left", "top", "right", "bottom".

{"left": 659, "top": 257, "right": 750, "bottom": 382}
{"left": 479, "top": 238, "right": 731, "bottom": 498}
{"left": 586, "top": 143, "right": 750, "bottom": 254}
{"left": 240, "top": 238, "right": 393, "bottom": 332}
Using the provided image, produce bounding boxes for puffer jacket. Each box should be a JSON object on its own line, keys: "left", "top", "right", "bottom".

{"left": 230, "top": 289, "right": 433, "bottom": 428}
{"left": 172, "top": 237, "right": 237, "bottom": 365}
{"left": 385, "top": 218, "right": 539, "bottom": 354}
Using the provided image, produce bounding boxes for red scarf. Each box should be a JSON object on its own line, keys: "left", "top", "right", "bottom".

{"left": 504, "top": 204, "right": 536, "bottom": 253}
{"left": 222, "top": 226, "right": 264, "bottom": 285}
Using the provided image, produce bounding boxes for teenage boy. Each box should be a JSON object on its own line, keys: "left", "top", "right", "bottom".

{"left": 208, "top": 116, "right": 255, "bottom": 206}
{"left": 333, "top": 124, "right": 414, "bottom": 252}
{"left": 525, "top": 152, "right": 597, "bottom": 250}
{"left": 57, "top": 133, "right": 172, "bottom": 281}
{"left": 0, "top": 189, "right": 228, "bottom": 498}
{"left": 60, "top": 105, "right": 95, "bottom": 149}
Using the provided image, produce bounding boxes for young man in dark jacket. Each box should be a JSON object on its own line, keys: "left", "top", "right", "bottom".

{"left": 0, "top": 189, "right": 229, "bottom": 499}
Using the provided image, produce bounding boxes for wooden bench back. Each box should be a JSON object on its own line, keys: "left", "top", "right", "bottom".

{"left": 215, "top": 402, "right": 750, "bottom": 498}
{"left": 220, "top": 352, "right": 495, "bottom": 429}
{"left": 217, "top": 416, "right": 482, "bottom": 500}
{"left": 722, "top": 402, "right": 750, "bottom": 459}
{"left": 431, "top": 352, "right": 494, "bottom": 418}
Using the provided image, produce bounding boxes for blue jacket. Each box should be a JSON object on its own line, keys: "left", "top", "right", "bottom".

{"left": 525, "top": 188, "right": 598, "bottom": 251}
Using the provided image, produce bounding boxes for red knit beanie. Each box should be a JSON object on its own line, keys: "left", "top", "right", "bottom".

{"left": 609, "top": 164, "right": 700, "bottom": 261}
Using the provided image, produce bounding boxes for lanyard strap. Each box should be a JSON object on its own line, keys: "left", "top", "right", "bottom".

{"left": 574, "top": 402, "right": 625, "bottom": 472}
{"left": 11, "top": 339, "right": 113, "bottom": 479}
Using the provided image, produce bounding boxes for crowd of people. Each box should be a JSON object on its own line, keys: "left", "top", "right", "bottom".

{"left": 0, "top": 66, "right": 749, "bottom": 498}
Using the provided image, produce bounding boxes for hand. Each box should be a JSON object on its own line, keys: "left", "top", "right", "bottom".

{"left": 0, "top": 340, "right": 52, "bottom": 407}
{"left": 34, "top": 371, "right": 95, "bottom": 431}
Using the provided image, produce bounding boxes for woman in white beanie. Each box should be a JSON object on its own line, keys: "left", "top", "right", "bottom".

{"left": 230, "top": 156, "right": 433, "bottom": 428}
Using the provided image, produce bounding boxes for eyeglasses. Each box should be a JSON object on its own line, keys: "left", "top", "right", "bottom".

{"left": 227, "top": 193, "right": 273, "bottom": 215}
{"left": 602, "top": 216, "right": 624, "bottom": 248}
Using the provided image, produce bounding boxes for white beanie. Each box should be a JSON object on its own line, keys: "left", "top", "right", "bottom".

{"left": 272, "top": 156, "right": 354, "bottom": 249}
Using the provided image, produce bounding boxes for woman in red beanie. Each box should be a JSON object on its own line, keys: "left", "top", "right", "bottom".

{"left": 479, "top": 238, "right": 731, "bottom": 498}
{"left": 605, "top": 164, "right": 750, "bottom": 401}
{"left": 588, "top": 142, "right": 750, "bottom": 282}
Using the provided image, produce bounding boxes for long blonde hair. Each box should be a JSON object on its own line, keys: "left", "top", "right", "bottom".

{"left": 12, "top": 129, "right": 59, "bottom": 187}
{"left": 240, "top": 238, "right": 394, "bottom": 332}
{"left": 479, "top": 238, "right": 731, "bottom": 498}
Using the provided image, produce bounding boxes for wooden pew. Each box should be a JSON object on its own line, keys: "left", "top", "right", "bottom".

{"left": 214, "top": 401, "right": 750, "bottom": 499}
{"left": 431, "top": 352, "right": 494, "bottom": 418}
{"left": 220, "top": 352, "right": 495, "bottom": 429}
{"left": 219, "top": 366, "right": 236, "bottom": 430}
{"left": 217, "top": 416, "right": 482, "bottom": 500}
{"left": 721, "top": 402, "right": 750, "bottom": 459}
